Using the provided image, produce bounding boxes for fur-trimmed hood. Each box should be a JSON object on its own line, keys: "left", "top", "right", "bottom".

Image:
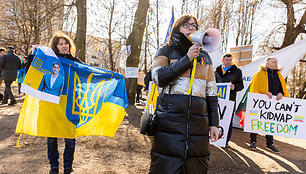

{"left": 259, "top": 63, "right": 282, "bottom": 71}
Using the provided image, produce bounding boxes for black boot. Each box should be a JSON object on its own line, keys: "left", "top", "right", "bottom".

{"left": 49, "top": 168, "right": 59, "bottom": 174}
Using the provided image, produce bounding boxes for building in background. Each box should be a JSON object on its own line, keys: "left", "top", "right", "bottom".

{"left": 85, "top": 34, "right": 121, "bottom": 70}
{"left": 230, "top": 45, "right": 253, "bottom": 67}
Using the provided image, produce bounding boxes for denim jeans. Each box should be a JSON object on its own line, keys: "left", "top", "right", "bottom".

{"left": 47, "top": 137, "right": 76, "bottom": 169}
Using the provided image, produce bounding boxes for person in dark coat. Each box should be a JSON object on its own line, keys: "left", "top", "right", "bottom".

{"left": 249, "top": 56, "right": 289, "bottom": 153}
{"left": 0, "top": 46, "right": 21, "bottom": 105}
{"left": 214, "top": 53, "right": 244, "bottom": 146}
{"left": 144, "top": 65, "right": 152, "bottom": 96}
{"left": 150, "top": 14, "right": 219, "bottom": 174}
{"left": 0, "top": 48, "right": 6, "bottom": 100}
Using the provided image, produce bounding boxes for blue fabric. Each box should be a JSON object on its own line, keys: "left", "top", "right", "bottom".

{"left": 38, "top": 73, "right": 64, "bottom": 96}
{"left": 222, "top": 65, "right": 231, "bottom": 72}
{"left": 58, "top": 56, "right": 129, "bottom": 127}
{"left": 17, "top": 68, "right": 26, "bottom": 83}
{"left": 164, "top": 11, "right": 174, "bottom": 44}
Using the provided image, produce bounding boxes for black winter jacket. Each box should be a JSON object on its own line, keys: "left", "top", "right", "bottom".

{"left": 0, "top": 52, "right": 22, "bottom": 81}
{"left": 215, "top": 64, "right": 244, "bottom": 101}
{"left": 150, "top": 32, "right": 219, "bottom": 174}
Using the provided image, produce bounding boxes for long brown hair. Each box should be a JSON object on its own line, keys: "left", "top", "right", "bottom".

{"left": 167, "top": 14, "right": 198, "bottom": 46}
{"left": 49, "top": 31, "right": 76, "bottom": 56}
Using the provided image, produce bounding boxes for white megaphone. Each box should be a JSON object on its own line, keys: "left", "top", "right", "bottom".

{"left": 188, "top": 28, "right": 222, "bottom": 52}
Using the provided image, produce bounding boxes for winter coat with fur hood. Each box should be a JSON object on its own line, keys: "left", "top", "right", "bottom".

{"left": 250, "top": 65, "right": 289, "bottom": 97}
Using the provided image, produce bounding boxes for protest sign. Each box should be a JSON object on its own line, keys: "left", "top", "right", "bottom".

{"left": 210, "top": 98, "right": 235, "bottom": 147}
{"left": 216, "top": 83, "right": 231, "bottom": 100}
{"left": 244, "top": 93, "right": 306, "bottom": 140}
{"left": 125, "top": 67, "right": 138, "bottom": 78}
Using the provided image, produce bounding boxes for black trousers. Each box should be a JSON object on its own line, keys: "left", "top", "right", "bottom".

{"left": 250, "top": 133, "right": 274, "bottom": 146}
{"left": 3, "top": 81, "right": 15, "bottom": 102}
{"left": 136, "top": 85, "right": 143, "bottom": 102}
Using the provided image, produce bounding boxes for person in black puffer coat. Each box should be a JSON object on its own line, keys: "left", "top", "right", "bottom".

{"left": 150, "top": 14, "right": 219, "bottom": 174}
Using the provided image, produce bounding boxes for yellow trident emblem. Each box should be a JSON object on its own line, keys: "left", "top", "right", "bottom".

{"left": 72, "top": 72, "right": 105, "bottom": 126}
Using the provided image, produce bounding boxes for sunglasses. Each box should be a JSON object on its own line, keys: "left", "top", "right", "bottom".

{"left": 182, "top": 22, "right": 198, "bottom": 29}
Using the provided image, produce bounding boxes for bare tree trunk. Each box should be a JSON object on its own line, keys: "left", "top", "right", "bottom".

{"left": 108, "top": 0, "right": 115, "bottom": 71}
{"left": 156, "top": 0, "right": 160, "bottom": 48}
{"left": 144, "top": 12, "right": 150, "bottom": 73}
{"left": 33, "top": 0, "right": 40, "bottom": 44}
{"left": 125, "top": 0, "right": 149, "bottom": 104}
{"left": 75, "top": 0, "right": 87, "bottom": 61}
{"left": 277, "top": 0, "right": 306, "bottom": 49}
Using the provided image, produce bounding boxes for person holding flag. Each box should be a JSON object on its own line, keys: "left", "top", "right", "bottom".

{"left": 39, "top": 31, "right": 81, "bottom": 174}
{"left": 149, "top": 14, "right": 219, "bottom": 173}
{"left": 23, "top": 32, "right": 80, "bottom": 174}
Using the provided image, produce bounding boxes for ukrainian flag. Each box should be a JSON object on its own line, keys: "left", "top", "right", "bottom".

{"left": 16, "top": 55, "right": 129, "bottom": 138}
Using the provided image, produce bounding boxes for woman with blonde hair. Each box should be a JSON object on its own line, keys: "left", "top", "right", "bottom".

{"left": 47, "top": 31, "right": 81, "bottom": 174}
{"left": 24, "top": 31, "right": 81, "bottom": 174}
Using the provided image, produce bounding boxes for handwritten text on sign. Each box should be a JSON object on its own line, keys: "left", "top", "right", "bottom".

{"left": 244, "top": 93, "right": 306, "bottom": 140}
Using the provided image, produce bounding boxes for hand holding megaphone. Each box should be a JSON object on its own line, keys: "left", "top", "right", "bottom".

{"left": 188, "top": 28, "right": 222, "bottom": 52}
{"left": 187, "top": 44, "right": 201, "bottom": 61}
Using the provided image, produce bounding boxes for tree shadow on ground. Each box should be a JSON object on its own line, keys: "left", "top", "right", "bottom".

{"left": 209, "top": 128, "right": 306, "bottom": 173}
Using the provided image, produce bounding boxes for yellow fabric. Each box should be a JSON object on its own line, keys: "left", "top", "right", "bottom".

{"left": 221, "top": 66, "right": 226, "bottom": 75}
{"left": 15, "top": 95, "right": 125, "bottom": 138}
{"left": 23, "top": 68, "right": 44, "bottom": 89}
{"left": 250, "top": 70, "right": 289, "bottom": 97}
{"left": 16, "top": 133, "right": 23, "bottom": 148}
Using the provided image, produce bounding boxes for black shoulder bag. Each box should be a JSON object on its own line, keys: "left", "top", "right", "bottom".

{"left": 140, "top": 46, "right": 171, "bottom": 136}
{"left": 140, "top": 86, "right": 164, "bottom": 136}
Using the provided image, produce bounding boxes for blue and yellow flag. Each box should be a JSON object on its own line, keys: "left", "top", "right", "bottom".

{"left": 16, "top": 55, "right": 129, "bottom": 138}
{"left": 163, "top": 6, "right": 175, "bottom": 44}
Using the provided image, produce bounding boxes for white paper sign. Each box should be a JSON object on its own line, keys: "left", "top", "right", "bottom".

{"left": 216, "top": 83, "right": 231, "bottom": 100}
{"left": 210, "top": 98, "right": 235, "bottom": 147}
{"left": 125, "top": 67, "right": 138, "bottom": 78}
{"left": 244, "top": 93, "right": 306, "bottom": 140}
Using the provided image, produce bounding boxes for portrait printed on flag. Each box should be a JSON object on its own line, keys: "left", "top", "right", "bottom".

{"left": 21, "top": 47, "right": 64, "bottom": 104}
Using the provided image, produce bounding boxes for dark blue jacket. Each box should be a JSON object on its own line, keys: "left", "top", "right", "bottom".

{"left": 38, "top": 73, "right": 64, "bottom": 96}
{"left": 0, "top": 52, "right": 21, "bottom": 81}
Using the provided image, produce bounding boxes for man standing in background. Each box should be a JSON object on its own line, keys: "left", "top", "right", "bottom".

{"left": 0, "top": 48, "right": 6, "bottom": 100}
{"left": 215, "top": 53, "right": 244, "bottom": 146}
{"left": 0, "top": 46, "right": 21, "bottom": 106}
{"left": 248, "top": 56, "right": 288, "bottom": 153}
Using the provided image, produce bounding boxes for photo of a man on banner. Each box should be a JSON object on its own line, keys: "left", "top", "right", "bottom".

{"left": 38, "top": 62, "right": 64, "bottom": 96}
{"left": 21, "top": 46, "right": 64, "bottom": 104}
